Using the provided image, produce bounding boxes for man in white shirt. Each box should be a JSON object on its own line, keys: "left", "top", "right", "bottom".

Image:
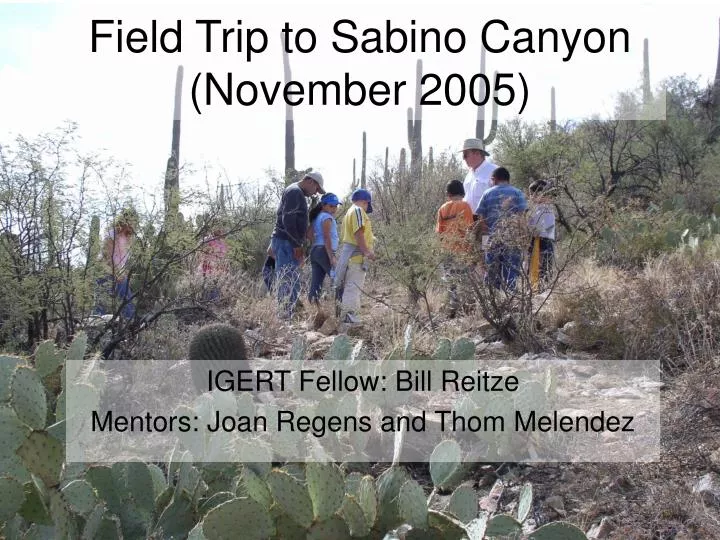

{"left": 459, "top": 138, "right": 498, "bottom": 218}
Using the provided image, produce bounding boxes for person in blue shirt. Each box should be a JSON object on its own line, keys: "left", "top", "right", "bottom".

{"left": 307, "top": 192, "right": 342, "bottom": 305}
{"left": 474, "top": 167, "right": 528, "bottom": 290}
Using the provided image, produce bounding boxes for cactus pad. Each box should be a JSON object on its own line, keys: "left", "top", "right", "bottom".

{"left": 465, "top": 516, "right": 489, "bottom": 540}
{"left": 241, "top": 466, "right": 272, "bottom": 509}
{"left": 0, "top": 406, "right": 30, "bottom": 458}
{"left": 306, "top": 516, "right": 351, "bottom": 539}
{"left": 427, "top": 510, "right": 468, "bottom": 537}
{"left": 49, "top": 489, "right": 77, "bottom": 539}
{"left": 357, "top": 475, "right": 378, "bottom": 526}
{"left": 376, "top": 466, "right": 410, "bottom": 530}
{"left": 0, "top": 356, "right": 24, "bottom": 402}
{"left": 202, "top": 498, "right": 273, "bottom": 540}
{"left": 398, "top": 479, "right": 429, "bottom": 529}
{"left": 10, "top": 366, "right": 48, "bottom": 430}
{"left": 0, "top": 476, "right": 25, "bottom": 522}
{"left": 306, "top": 462, "right": 345, "bottom": 520}
{"left": 16, "top": 431, "right": 64, "bottom": 487}
{"left": 429, "top": 440, "right": 463, "bottom": 490}
{"left": 528, "top": 521, "right": 589, "bottom": 539}
{"left": 485, "top": 514, "right": 523, "bottom": 537}
{"left": 34, "top": 341, "right": 64, "bottom": 378}
{"left": 61, "top": 479, "right": 98, "bottom": 516}
{"left": 266, "top": 470, "right": 314, "bottom": 528}
{"left": 66, "top": 331, "right": 88, "bottom": 362}
{"left": 517, "top": 482, "right": 533, "bottom": 522}
{"left": 446, "top": 484, "right": 478, "bottom": 524}
{"left": 339, "top": 496, "right": 371, "bottom": 537}
{"left": 199, "top": 491, "right": 235, "bottom": 516}
{"left": 450, "top": 338, "right": 475, "bottom": 360}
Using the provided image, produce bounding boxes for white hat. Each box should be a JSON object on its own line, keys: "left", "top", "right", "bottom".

{"left": 304, "top": 171, "right": 325, "bottom": 194}
{"left": 459, "top": 138, "right": 490, "bottom": 156}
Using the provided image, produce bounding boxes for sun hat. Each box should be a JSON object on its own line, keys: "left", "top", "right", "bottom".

{"left": 351, "top": 188, "right": 373, "bottom": 214}
{"left": 458, "top": 138, "right": 490, "bottom": 157}
{"left": 304, "top": 171, "right": 326, "bottom": 194}
{"left": 320, "top": 193, "right": 342, "bottom": 206}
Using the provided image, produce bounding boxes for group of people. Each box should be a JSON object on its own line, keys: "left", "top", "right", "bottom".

{"left": 436, "top": 138, "right": 556, "bottom": 314}
{"left": 265, "top": 171, "right": 376, "bottom": 323}
{"left": 265, "top": 137, "right": 557, "bottom": 323}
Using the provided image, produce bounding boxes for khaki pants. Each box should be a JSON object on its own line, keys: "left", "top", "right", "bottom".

{"left": 340, "top": 262, "right": 366, "bottom": 317}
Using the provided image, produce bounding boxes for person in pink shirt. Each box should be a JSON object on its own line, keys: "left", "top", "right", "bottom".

{"left": 198, "top": 227, "right": 229, "bottom": 301}
{"left": 199, "top": 228, "right": 229, "bottom": 278}
{"left": 95, "top": 216, "right": 136, "bottom": 319}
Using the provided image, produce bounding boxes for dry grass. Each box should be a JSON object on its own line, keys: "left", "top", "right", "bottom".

{"left": 540, "top": 248, "right": 720, "bottom": 368}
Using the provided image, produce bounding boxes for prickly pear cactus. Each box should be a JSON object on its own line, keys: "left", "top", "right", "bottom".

{"left": 10, "top": 366, "right": 48, "bottom": 430}
{"left": 202, "top": 497, "right": 273, "bottom": 540}
{"left": 529, "top": 521, "right": 588, "bottom": 539}
{"left": 305, "top": 462, "right": 345, "bottom": 520}
{"left": 429, "top": 440, "right": 464, "bottom": 491}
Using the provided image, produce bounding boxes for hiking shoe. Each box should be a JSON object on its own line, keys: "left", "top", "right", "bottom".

{"left": 343, "top": 312, "right": 361, "bottom": 324}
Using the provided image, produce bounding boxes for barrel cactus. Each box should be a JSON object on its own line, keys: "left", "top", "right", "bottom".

{"left": 188, "top": 324, "right": 250, "bottom": 394}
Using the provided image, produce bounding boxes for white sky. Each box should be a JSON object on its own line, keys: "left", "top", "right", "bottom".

{"left": 0, "top": 0, "right": 718, "bottom": 205}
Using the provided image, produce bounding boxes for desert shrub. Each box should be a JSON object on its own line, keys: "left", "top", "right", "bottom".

{"left": 544, "top": 242, "right": 720, "bottom": 368}
{"left": 592, "top": 202, "right": 720, "bottom": 270}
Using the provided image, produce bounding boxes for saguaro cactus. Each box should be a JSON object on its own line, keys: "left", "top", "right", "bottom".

{"left": 361, "top": 131, "right": 367, "bottom": 189}
{"left": 384, "top": 147, "right": 390, "bottom": 183}
{"left": 476, "top": 45, "right": 498, "bottom": 150}
{"left": 713, "top": 18, "right": 720, "bottom": 122}
{"left": 282, "top": 33, "right": 296, "bottom": 184}
{"left": 550, "top": 86, "right": 556, "bottom": 133}
{"left": 642, "top": 38, "right": 652, "bottom": 105}
{"left": 164, "top": 65, "right": 183, "bottom": 222}
{"left": 407, "top": 59, "right": 423, "bottom": 186}
{"left": 86, "top": 215, "right": 100, "bottom": 269}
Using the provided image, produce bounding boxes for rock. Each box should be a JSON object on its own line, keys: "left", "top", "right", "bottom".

{"left": 308, "top": 336, "right": 336, "bottom": 359}
{"left": 303, "top": 331, "right": 325, "bottom": 345}
{"left": 318, "top": 317, "right": 338, "bottom": 336}
{"left": 562, "top": 321, "right": 577, "bottom": 333}
{"left": 244, "top": 330, "right": 273, "bottom": 356}
{"left": 521, "top": 517, "right": 538, "bottom": 536}
{"left": 633, "top": 379, "right": 664, "bottom": 390}
{"left": 693, "top": 473, "right": 720, "bottom": 505}
{"left": 601, "top": 432, "right": 620, "bottom": 443}
{"left": 588, "top": 374, "right": 617, "bottom": 389}
{"left": 346, "top": 325, "right": 364, "bottom": 337}
{"left": 556, "top": 321, "right": 577, "bottom": 345}
{"left": 570, "top": 364, "right": 596, "bottom": 377}
{"left": 311, "top": 310, "right": 328, "bottom": 330}
{"left": 544, "top": 495, "right": 566, "bottom": 517}
{"left": 710, "top": 448, "right": 720, "bottom": 468}
{"left": 479, "top": 479, "right": 504, "bottom": 513}
{"left": 587, "top": 517, "right": 614, "bottom": 539}
{"left": 608, "top": 475, "right": 634, "bottom": 492}
{"left": 599, "top": 387, "right": 645, "bottom": 399}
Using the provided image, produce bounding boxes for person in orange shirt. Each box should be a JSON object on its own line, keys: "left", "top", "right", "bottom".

{"left": 436, "top": 179, "right": 474, "bottom": 318}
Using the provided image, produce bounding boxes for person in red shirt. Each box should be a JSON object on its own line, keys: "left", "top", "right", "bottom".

{"left": 436, "top": 179, "right": 474, "bottom": 317}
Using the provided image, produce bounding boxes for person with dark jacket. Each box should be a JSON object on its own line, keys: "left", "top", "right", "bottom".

{"left": 270, "top": 172, "right": 325, "bottom": 319}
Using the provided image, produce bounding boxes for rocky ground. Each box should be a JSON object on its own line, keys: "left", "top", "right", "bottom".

{"left": 117, "top": 275, "right": 720, "bottom": 539}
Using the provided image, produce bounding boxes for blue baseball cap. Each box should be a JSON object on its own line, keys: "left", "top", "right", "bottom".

{"left": 351, "top": 188, "right": 373, "bottom": 214}
{"left": 320, "top": 193, "right": 342, "bottom": 206}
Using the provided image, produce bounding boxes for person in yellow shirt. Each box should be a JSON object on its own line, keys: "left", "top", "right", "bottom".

{"left": 334, "top": 189, "right": 376, "bottom": 324}
{"left": 435, "top": 179, "right": 474, "bottom": 317}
